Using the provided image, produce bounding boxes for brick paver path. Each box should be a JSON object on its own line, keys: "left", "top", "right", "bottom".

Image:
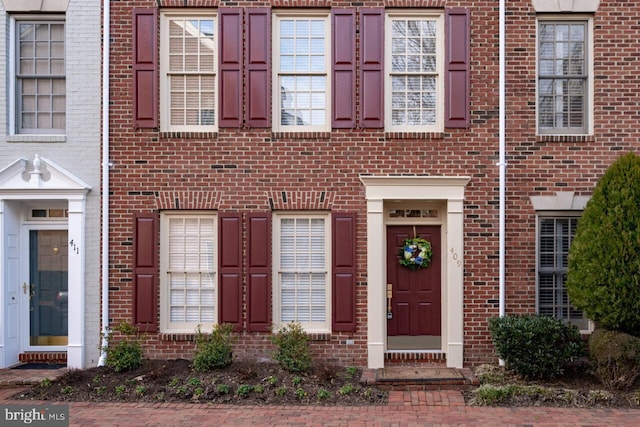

{"left": 2, "top": 388, "right": 640, "bottom": 426}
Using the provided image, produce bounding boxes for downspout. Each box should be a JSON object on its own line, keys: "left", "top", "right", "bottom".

{"left": 498, "top": 1, "right": 507, "bottom": 319}
{"left": 98, "top": 0, "right": 111, "bottom": 366}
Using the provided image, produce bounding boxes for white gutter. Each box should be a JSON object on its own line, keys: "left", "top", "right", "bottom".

{"left": 98, "top": 0, "right": 111, "bottom": 366}
{"left": 498, "top": 0, "right": 506, "bottom": 318}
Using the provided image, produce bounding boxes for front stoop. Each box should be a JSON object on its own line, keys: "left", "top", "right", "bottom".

{"left": 361, "top": 366, "right": 479, "bottom": 391}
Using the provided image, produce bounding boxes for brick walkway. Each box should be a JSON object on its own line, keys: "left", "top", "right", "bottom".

{"left": 2, "top": 386, "right": 640, "bottom": 426}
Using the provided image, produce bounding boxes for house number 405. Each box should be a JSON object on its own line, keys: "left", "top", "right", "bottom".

{"left": 450, "top": 247, "right": 462, "bottom": 268}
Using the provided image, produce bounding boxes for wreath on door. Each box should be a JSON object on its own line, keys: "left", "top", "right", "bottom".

{"left": 399, "top": 237, "right": 432, "bottom": 270}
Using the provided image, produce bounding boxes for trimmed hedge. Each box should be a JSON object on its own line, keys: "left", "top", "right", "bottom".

{"left": 489, "top": 314, "right": 583, "bottom": 379}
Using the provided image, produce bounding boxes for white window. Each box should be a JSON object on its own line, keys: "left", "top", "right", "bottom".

{"left": 14, "top": 18, "right": 66, "bottom": 134}
{"left": 160, "top": 212, "right": 217, "bottom": 332}
{"left": 537, "top": 216, "right": 588, "bottom": 330}
{"left": 385, "top": 11, "right": 444, "bottom": 133}
{"left": 272, "top": 11, "right": 331, "bottom": 132}
{"left": 537, "top": 18, "right": 592, "bottom": 135}
{"left": 273, "top": 213, "right": 331, "bottom": 332}
{"left": 160, "top": 11, "right": 217, "bottom": 132}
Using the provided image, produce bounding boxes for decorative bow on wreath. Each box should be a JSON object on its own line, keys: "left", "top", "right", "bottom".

{"left": 399, "top": 236, "right": 432, "bottom": 270}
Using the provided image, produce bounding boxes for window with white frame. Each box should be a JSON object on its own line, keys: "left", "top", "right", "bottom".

{"left": 537, "top": 216, "right": 588, "bottom": 330}
{"left": 14, "top": 19, "right": 65, "bottom": 134}
{"left": 160, "top": 11, "right": 217, "bottom": 132}
{"left": 272, "top": 11, "right": 330, "bottom": 132}
{"left": 385, "top": 11, "right": 444, "bottom": 132}
{"left": 160, "top": 212, "right": 217, "bottom": 332}
{"left": 537, "top": 19, "right": 589, "bottom": 134}
{"left": 273, "top": 213, "right": 331, "bottom": 332}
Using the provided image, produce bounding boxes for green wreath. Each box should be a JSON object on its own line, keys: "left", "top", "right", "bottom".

{"left": 399, "top": 237, "right": 432, "bottom": 270}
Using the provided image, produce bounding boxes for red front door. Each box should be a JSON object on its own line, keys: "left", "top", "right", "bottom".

{"left": 386, "top": 225, "right": 441, "bottom": 337}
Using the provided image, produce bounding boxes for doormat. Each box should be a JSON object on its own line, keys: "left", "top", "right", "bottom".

{"left": 10, "top": 363, "right": 66, "bottom": 370}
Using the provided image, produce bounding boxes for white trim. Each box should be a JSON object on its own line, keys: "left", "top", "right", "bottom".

{"left": 11, "top": 17, "right": 67, "bottom": 136}
{"left": 21, "top": 223, "right": 68, "bottom": 353}
{"left": 159, "top": 211, "right": 217, "bottom": 333}
{"left": 160, "top": 10, "right": 218, "bottom": 133}
{"left": 535, "top": 16, "right": 594, "bottom": 136}
{"left": 272, "top": 211, "right": 331, "bottom": 333}
{"left": 360, "top": 176, "right": 469, "bottom": 369}
{"left": 272, "top": 10, "right": 331, "bottom": 133}
{"left": 2, "top": 0, "right": 69, "bottom": 12}
{"left": 530, "top": 191, "right": 590, "bottom": 211}
{"left": 0, "top": 156, "right": 89, "bottom": 369}
{"left": 531, "top": 0, "right": 600, "bottom": 13}
{"left": 384, "top": 10, "right": 444, "bottom": 133}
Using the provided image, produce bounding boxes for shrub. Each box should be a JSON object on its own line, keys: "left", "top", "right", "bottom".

{"left": 338, "top": 384, "right": 356, "bottom": 395}
{"left": 236, "top": 384, "right": 253, "bottom": 397}
{"left": 270, "top": 322, "right": 312, "bottom": 373}
{"left": 566, "top": 152, "right": 640, "bottom": 336}
{"left": 192, "top": 323, "right": 235, "bottom": 372}
{"left": 105, "top": 322, "right": 144, "bottom": 372}
{"left": 589, "top": 329, "right": 640, "bottom": 390}
{"left": 316, "top": 388, "right": 331, "bottom": 399}
{"left": 216, "top": 383, "right": 230, "bottom": 395}
{"left": 488, "top": 314, "right": 583, "bottom": 379}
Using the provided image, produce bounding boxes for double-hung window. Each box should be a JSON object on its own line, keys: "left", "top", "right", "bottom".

{"left": 14, "top": 19, "right": 65, "bottom": 134}
{"left": 273, "top": 213, "right": 331, "bottom": 332}
{"left": 537, "top": 217, "right": 587, "bottom": 330}
{"left": 537, "top": 19, "right": 590, "bottom": 134}
{"left": 273, "top": 11, "right": 331, "bottom": 132}
{"left": 385, "top": 11, "right": 444, "bottom": 132}
{"left": 160, "top": 212, "right": 217, "bottom": 332}
{"left": 160, "top": 11, "right": 217, "bottom": 132}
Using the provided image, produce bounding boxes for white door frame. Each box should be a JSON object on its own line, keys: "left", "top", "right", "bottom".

{"left": 21, "top": 223, "right": 69, "bottom": 352}
{"left": 360, "top": 176, "right": 470, "bottom": 369}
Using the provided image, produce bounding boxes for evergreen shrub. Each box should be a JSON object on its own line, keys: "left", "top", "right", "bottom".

{"left": 192, "top": 323, "right": 235, "bottom": 371}
{"left": 589, "top": 329, "right": 640, "bottom": 390}
{"left": 105, "top": 322, "right": 144, "bottom": 372}
{"left": 270, "top": 322, "right": 312, "bottom": 373}
{"left": 566, "top": 152, "right": 640, "bottom": 336}
{"left": 488, "top": 314, "right": 583, "bottom": 379}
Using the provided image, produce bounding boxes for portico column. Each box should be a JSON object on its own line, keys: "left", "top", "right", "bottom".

{"left": 366, "top": 198, "right": 385, "bottom": 369}
{"left": 446, "top": 199, "right": 465, "bottom": 368}
{"left": 66, "top": 197, "right": 86, "bottom": 368}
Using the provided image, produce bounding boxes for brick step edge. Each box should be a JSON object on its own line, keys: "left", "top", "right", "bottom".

{"left": 18, "top": 352, "right": 67, "bottom": 364}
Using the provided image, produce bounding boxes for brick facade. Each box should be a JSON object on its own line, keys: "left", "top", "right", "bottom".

{"left": 107, "top": 0, "right": 636, "bottom": 367}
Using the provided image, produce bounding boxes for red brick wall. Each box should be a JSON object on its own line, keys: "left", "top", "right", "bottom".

{"left": 108, "top": 0, "right": 637, "bottom": 367}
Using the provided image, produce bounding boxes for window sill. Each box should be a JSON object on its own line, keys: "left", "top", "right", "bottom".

{"left": 536, "top": 134, "right": 595, "bottom": 143}
{"left": 7, "top": 134, "right": 66, "bottom": 143}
